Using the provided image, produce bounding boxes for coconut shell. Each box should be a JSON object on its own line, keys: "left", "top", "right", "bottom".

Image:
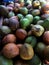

{"left": 2, "top": 43, "right": 19, "bottom": 58}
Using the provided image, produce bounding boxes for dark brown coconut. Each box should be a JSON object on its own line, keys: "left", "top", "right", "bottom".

{"left": 2, "top": 34, "right": 16, "bottom": 44}
{"left": 2, "top": 43, "right": 19, "bottom": 58}
{"left": 43, "top": 31, "right": 49, "bottom": 45}
{"left": 15, "top": 29, "right": 27, "bottom": 40}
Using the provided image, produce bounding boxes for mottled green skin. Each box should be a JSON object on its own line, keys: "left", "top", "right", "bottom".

{"left": 33, "top": 16, "right": 41, "bottom": 24}
{"left": 0, "top": 26, "right": 11, "bottom": 35}
{"left": 8, "top": 11, "right": 15, "bottom": 18}
{"left": 0, "top": 55, "right": 13, "bottom": 65}
{"left": 17, "top": 14, "right": 24, "bottom": 20}
{"left": 25, "top": 36, "right": 37, "bottom": 48}
{"left": 25, "top": 14, "right": 33, "bottom": 23}
{"left": 20, "top": 18, "right": 30, "bottom": 29}
{"left": 35, "top": 42, "right": 46, "bottom": 57}
{"left": 28, "top": 55, "right": 42, "bottom": 65}
{"left": 41, "top": 18, "right": 49, "bottom": 30}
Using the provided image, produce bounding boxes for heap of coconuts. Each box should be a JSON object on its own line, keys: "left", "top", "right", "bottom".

{"left": 0, "top": 0, "right": 49, "bottom": 65}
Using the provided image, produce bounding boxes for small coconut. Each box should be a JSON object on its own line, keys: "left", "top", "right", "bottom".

{"left": 15, "top": 29, "right": 27, "bottom": 40}
{"left": 2, "top": 34, "right": 16, "bottom": 44}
